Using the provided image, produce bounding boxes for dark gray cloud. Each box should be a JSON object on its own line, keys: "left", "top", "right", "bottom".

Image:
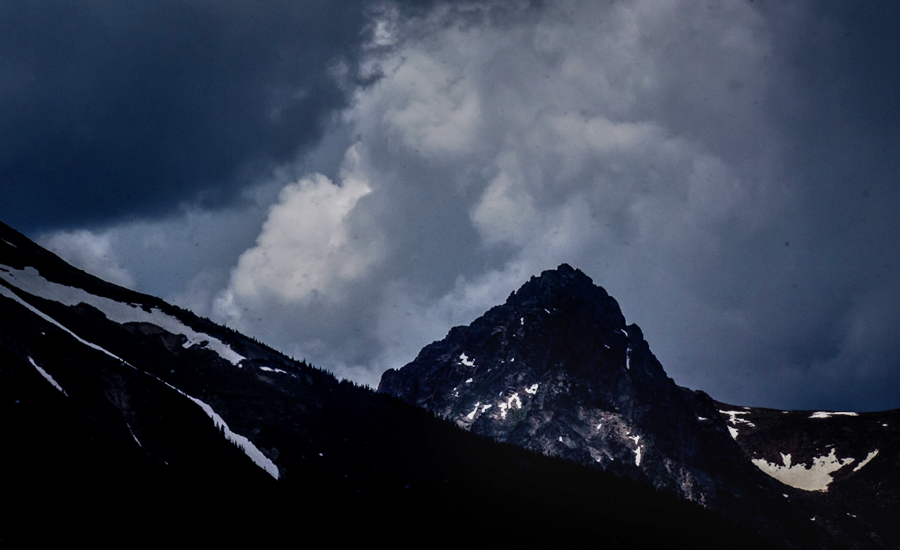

{"left": 21, "top": 1, "right": 900, "bottom": 412}
{"left": 0, "top": 0, "right": 392, "bottom": 233}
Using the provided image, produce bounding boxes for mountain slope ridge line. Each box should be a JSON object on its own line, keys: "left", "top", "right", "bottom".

{"left": 1, "top": 220, "right": 896, "bottom": 548}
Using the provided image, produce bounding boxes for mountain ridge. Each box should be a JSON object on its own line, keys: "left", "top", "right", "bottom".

{"left": 2, "top": 220, "right": 896, "bottom": 547}
{"left": 0, "top": 220, "right": 785, "bottom": 547}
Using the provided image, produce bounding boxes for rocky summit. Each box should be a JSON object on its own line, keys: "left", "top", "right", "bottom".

{"left": 379, "top": 264, "right": 822, "bottom": 543}
{"left": 382, "top": 265, "right": 740, "bottom": 498}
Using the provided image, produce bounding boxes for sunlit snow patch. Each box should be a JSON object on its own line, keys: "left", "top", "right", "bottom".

{"left": 719, "top": 410, "right": 755, "bottom": 439}
{"left": 466, "top": 402, "right": 481, "bottom": 420}
{"left": 751, "top": 449, "right": 854, "bottom": 492}
{"left": 0, "top": 266, "right": 244, "bottom": 365}
{"left": 525, "top": 383, "right": 539, "bottom": 395}
{"left": 810, "top": 411, "right": 858, "bottom": 419}
{"left": 259, "top": 366, "right": 289, "bottom": 374}
{"left": 459, "top": 353, "right": 475, "bottom": 367}
{"left": 498, "top": 392, "right": 522, "bottom": 420}
{"left": 852, "top": 450, "right": 879, "bottom": 472}
{"left": 629, "top": 435, "right": 642, "bottom": 466}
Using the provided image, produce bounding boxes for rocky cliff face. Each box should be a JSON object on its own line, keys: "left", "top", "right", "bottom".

{"left": 380, "top": 265, "right": 779, "bottom": 508}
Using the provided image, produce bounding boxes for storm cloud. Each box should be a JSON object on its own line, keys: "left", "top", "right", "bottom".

{"left": 0, "top": 0, "right": 396, "bottom": 232}
{"left": 14, "top": 1, "right": 900, "bottom": 411}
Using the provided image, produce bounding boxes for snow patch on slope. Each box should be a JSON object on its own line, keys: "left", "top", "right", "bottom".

{"left": 498, "top": 392, "right": 522, "bottom": 420}
{"left": 809, "top": 411, "right": 858, "bottom": 419}
{"left": 1, "top": 283, "right": 128, "bottom": 363}
{"left": 719, "top": 409, "right": 755, "bottom": 439}
{"left": 2, "top": 275, "right": 276, "bottom": 479}
{"left": 852, "top": 450, "right": 879, "bottom": 472}
{"left": 751, "top": 449, "right": 854, "bottom": 492}
{"left": 259, "top": 366, "right": 288, "bottom": 374}
{"left": 0, "top": 266, "right": 243, "bottom": 365}
{"left": 3, "top": 281, "right": 275, "bottom": 475}
{"left": 629, "top": 435, "right": 642, "bottom": 466}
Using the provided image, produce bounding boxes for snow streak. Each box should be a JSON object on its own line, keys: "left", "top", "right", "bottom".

{"left": 1, "top": 278, "right": 276, "bottom": 479}
{"left": 0, "top": 283, "right": 127, "bottom": 363}
{"left": 156, "top": 378, "right": 280, "bottom": 479}
{"left": 852, "top": 450, "right": 879, "bottom": 473}
{"left": 809, "top": 411, "right": 858, "bottom": 419}
{"left": 0, "top": 266, "right": 244, "bottom": 365}
{"left": 28, "top": 356, "right": 67, "bottom": 396}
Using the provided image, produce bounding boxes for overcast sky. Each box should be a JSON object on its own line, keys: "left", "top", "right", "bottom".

{"left": 3, "top": 0, "right": 899, "bottom": 412}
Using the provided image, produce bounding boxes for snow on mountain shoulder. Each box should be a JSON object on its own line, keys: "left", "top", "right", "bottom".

{"left": 0, "top": 265, "right": 243, "bottom": 365}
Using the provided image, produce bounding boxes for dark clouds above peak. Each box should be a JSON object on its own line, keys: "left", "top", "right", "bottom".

{"left": 0, "top": 0, "right": 387, "bottom": 232}
{"left": 9, "top": 0, "right": 900, "bottom": 412}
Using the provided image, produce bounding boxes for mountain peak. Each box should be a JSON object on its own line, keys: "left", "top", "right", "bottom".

{"left": 379, "top": 264, "right": 665, "bottom": 407}
{"left": 503, "top": 263, "right": 628, "bottom": 341}
{"left": 378, "top": 264, "right": 776, "bottom": 510}
{"left": 509, "top": 263, "right": 607, "bottom": 302}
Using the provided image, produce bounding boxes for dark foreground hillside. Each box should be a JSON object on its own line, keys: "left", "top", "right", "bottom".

{"left": 2, "top": 349, "right": 783, "bottom": 547}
